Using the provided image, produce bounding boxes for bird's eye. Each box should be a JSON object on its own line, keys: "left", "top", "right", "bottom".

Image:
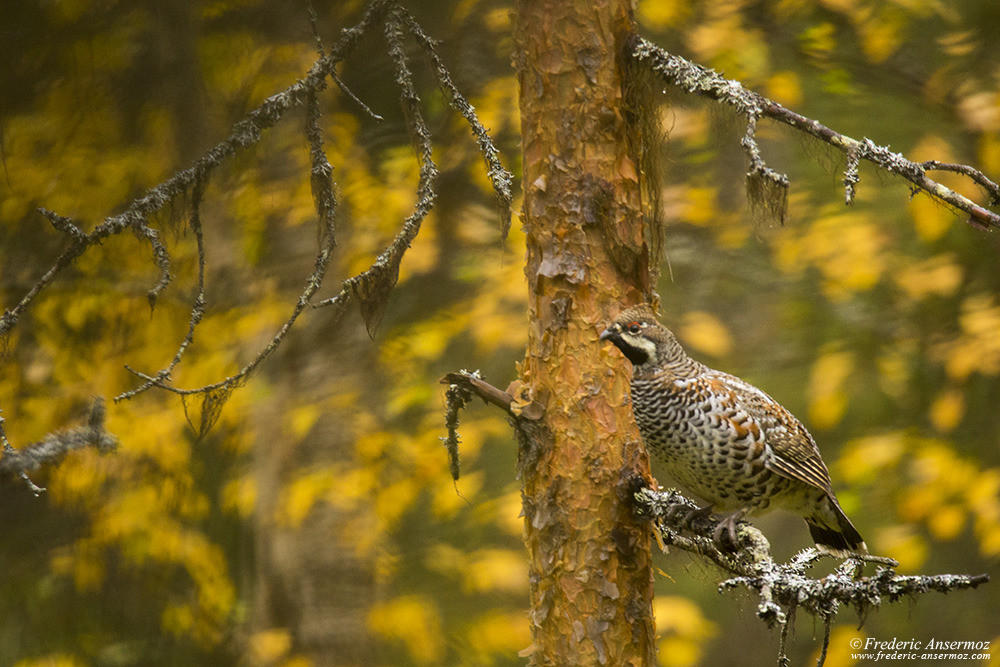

{"left": 627, "top": 322, "right": 642, "bottom": 334}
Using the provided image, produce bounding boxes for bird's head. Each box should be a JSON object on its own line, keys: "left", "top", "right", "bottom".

{"left": 600, "top": 304, "right": 680, "bottom": 368}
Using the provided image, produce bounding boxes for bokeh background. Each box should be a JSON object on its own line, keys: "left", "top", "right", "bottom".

{"left": 1, "top": 0, "right": 998, "bottom": 665}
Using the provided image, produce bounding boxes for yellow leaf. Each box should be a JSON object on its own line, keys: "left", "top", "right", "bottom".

{"left": 682, "top": 187, "right": 717, "bottom": 226}
{"left": 221, "top": 477, "right": 257, "bottom": 518}
{"left": 898, "top": 485, "right": 936, "bottom": 522}
{"left": 464, "top": 611, "right": 532, "bottom": 660}
{"left": 654, "top": 596, "right": 716, "bottom": 667}
{"left": 766, "top": 71, "right": 803, "bottom": 107}
{"left": 907, "top": 193, "right": 951, "bottom": 243}
{"left": 808, "top": 347, "right": 855, "bottom": 429}
{"left": 14, "top": 655, "right": 88, "bottom": 667}
{"left": 876, "top": 526, "right": 927, "bottom": 572}
{"left": 432, "top": 470, "right": 484, "bottom": 518}
{"left": 929, "top": 504, "right": 966, "bottom": 541}
{"left": 637, "top": 0, "right": 689, "bottom": 30}
{"left": 462, "top": 549, "right": 529, "bottom": 594}
{"left": 894, "top": 254, "right": 963, "bottom": 301}
{"left": 978, "top": 133, "right": 1000, "bottom": 175}
{"left": 837, "top": 434, "right": 904, "bottom": 484}
{"left": 929, "top": 387, "right": 965, "bottom": 432}
{"left": 658, "top": 636, "right": 702, "bottom": 667}
{"left": 367, "top": 596, "right": 444, "bottom": 664}
{"left": 249, "top": 629, "right": 293, "bottom": 664}
{"left": 653, "top": 595, "right": 717, "bottom": 639}
{"left": 857, "top": 7, "right": 904, "bottom": 63}
{"left": 277, "top": 469, "right": 335, "bottom": 528}
{"left": 287, "top": 404, "right": 321, "bottom": 440}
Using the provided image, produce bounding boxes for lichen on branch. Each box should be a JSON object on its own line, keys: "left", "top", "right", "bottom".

{"left": 629, "top": 35, "right": 1000, "bottom": 231}
{"left": 632, "top": 486, "right": 989, "bottom": 667}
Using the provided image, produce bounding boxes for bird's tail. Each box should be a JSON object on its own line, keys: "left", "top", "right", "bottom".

{"left": 806, "top": 497, "right": 867, "bottom": 557}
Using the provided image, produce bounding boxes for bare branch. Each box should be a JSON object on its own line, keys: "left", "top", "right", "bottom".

{"left": 632, "top": 486, "right": 989, "bottom": 667}
{"left": 0, "top": 0, "right": 393, "bottom": 345}
{"left": 5, "top": 1, "right": 514, "bottom": 442}
{"left": 440, "top": 370, "right": 516, "bottom": 413}
{"left": 0, "top": 399, "right": 118, "bottom": 492}
{"left": 400, "top": 9, "right": 514, "bottom": 238}
{"left": 921, "top": 160, "right": 1000, "bottom": 205}
{"left": 630, "top": 36, "right": 1000, "bottom": 230}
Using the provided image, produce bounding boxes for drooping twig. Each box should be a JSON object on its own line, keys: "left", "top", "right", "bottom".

{"left": 400, "top": 8, "right": 514, "bottom": 238}
{"left": 629, "top": 35, "right": 1000, "bottom": 230}
{"left": 4, "top": 1, "right": 515, "bottom": 443}
{"left": 314, "top": 4, "right": 514, "bottom": 321}
{"left": 0, "top": 0, "right": 392, "bottom": 344}
{"left": 314, "top": 6, "right": 439, "bottom": 338}
{"left": 441, "top": 372, "right": 477, "bottom": 481}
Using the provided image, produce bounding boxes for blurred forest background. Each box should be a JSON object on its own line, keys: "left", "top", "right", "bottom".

{"left": 1, "top": 0, "right": 999, "bottom": 665}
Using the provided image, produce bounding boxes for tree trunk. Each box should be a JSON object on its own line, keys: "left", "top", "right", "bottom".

{"left": 514, "top": 1, "right": 659, "bottom": 664}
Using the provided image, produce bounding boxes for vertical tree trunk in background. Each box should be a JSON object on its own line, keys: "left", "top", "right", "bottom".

{"left": 514, "top": 1, "right": 659, "bottom": 664}
{"left": 252, "top": 253, "right": 378, "bottom": 665}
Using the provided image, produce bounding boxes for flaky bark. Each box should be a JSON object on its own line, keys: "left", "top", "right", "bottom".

{"left": 513, "top": 1, "right": 660, "bottom": 663}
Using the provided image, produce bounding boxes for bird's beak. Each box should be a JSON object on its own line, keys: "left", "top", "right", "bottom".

{"left": 599, "top": 328, "right": 616, "bottom": 341}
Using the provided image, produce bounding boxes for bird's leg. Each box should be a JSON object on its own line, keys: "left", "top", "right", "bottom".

{"left": 712, "top": 509, "right": 748, "bottom": 552}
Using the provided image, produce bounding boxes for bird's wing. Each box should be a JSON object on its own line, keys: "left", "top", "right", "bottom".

{"left": 716, "top": 373, "right": 835, "bottom": 495}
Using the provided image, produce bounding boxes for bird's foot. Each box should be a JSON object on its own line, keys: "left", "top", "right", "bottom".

{"left": 712, "top": 509, "right": 748, "bottom": 553}
{"left": 665, "top": 502, "right": 714, "bottom": 530}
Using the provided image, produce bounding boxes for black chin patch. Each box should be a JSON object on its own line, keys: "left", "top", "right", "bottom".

{"left": 602, "top": 331, "right": 650, "bottom": 366}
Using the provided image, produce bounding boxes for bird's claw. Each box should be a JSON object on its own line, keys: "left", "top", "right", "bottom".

{"left": 711, "top": 511, "right": 746, "bottom": 553}
{"left": 665, "top": 503, "right": 714, "bottom": 530}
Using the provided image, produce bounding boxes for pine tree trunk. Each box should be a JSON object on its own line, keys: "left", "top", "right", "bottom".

{"left": 514, "top": 1, "right": 658, "bottom": 664}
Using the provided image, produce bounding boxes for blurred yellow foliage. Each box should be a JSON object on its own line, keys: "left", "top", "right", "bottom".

{"left": 367, "top": 595, "right": 444, "bottom": 665}
{"left": 855, "top": 6, "right": 904, "bottom": 63}
{"left": 222, "top": 475, "right": 257, "bottom": 518}
{"left": 638, "top": 0, "right": 690, "bottom": 31}
{"left": 808, "top": 346, "right": 855, "bottom": 429}
{"left": 463, "top": 610, "right": 532, "bottom": 663}
{"left": 929, "top": 386, "right": 965, "bottom": 432}
{"left": 837, "top": 433, "right": 904, "bottom": 485}
{"left": 978, "top": 133, "right": 1000, "bottom": 175}
{"left": 766, "top": 71, "right": 803, "bottom": 106}
{"left": 248, "top": 628, "right": 293, "bottom": 664}
{"left": 13, "top": 656, "right": 88, "bottom": 667}
{"left": 938, "top": 294, "right": 1000, "bottom": 380}
{"left": 654, "top": 596, "right": 717, "bottom": 667}
{"left": 907, "top": 191, "right": 952, "bottom": 245}
{"left": 681, "top": 186, "right": 718, "bottom": 226}
{"left": 3, "top": 1, "right": 999, "bottom": 664}
{"left": 893, "top": 253, "right": 963, "bottom": 301}
{"left": 840, "top": 432, "right": 1000, "bottom": 562}
{"left": 425, "top": 543, "right": 528, "bottom": 595}
{"left": 277, "top": 468, "right": 337, "bottom": 528}
{"left": 815, "top": 625, "right": 862, "bottom": 667}
{"left": 877, "top": 525, "right": 928, "bottom": 572}
{"left": 774, "top": 208, "right": 885, "bottom": 300}
{"left": 678, "top": 311, "right": 733, "bottom": 358}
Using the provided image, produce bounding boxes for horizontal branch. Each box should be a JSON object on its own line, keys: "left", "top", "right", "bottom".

{"left": 630, "top": 36, "right": 1000, "bottom": 231}
{"left": 440, "top": 370, "right": 515, "bottom": 413}
{"left": 0, "top": 399, "right": 118, "bottom": 493}
{"left": 632, "top": 486, "right": 988, "bottom": 667}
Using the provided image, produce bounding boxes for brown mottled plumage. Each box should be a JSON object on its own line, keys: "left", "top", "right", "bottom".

{"left": 601, "top": 304, "right": 866, "bottom": 556}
